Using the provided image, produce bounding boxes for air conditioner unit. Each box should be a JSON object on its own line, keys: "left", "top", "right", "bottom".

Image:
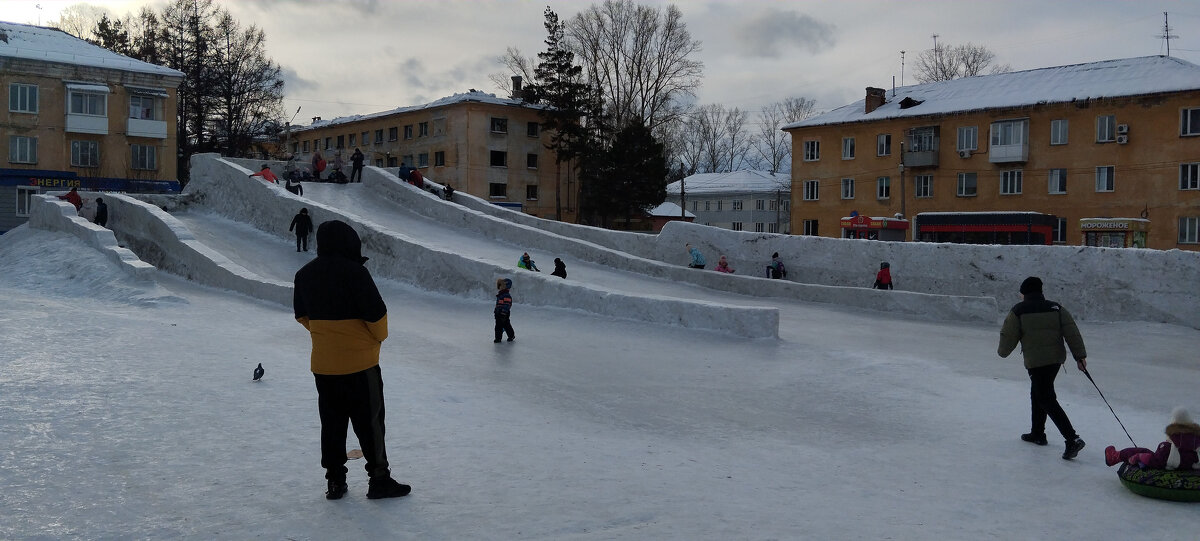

{"left": 1116, "top": 124, "right": 1129, "bottom": 134}
{"left": 958, "top": 150, "right": 972, "bottom": 158}
{"left": 1116, "top": 135, "right": 1129, "bottom": 144}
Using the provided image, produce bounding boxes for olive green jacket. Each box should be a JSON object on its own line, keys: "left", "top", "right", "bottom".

{"left": 998, "top": 298, "right": 1087, "bottom": 370}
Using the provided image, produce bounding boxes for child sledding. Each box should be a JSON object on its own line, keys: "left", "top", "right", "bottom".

{"left": 1105, "top": 407, "right": 1200, "bottom": 502}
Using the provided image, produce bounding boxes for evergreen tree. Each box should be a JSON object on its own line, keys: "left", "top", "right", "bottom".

{"left": 92, "top": 15, "right": 129, "bottom": 55}
{"left": 579, "top": 121, "right": 667, "bottom": 229}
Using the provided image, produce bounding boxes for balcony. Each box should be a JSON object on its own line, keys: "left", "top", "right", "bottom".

{"left": 989, "top": 143, "right": 1028, "bottom": 163}
{"left": 66, "top": 114, "right": 108, "bottom": 135}
{"left": 128, "top": 118, "right": 168, "bottom": 139}
{"left": 903, "top": 127, "right": 939, "bottom": 168}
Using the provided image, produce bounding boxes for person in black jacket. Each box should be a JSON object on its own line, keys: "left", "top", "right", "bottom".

{"left": 350, "top": 148, "right": 365, "bottom": 183}
{"left": 93, "top": 197, "right": 108, "bottom": 227}
{"left": 289, "top": 208, "right": 314, "bottom": 252}
{"left": 551, "top": 258, "right": 566, "bottom": 278}
{"left": 494, "top": 277, "right": 515, "bottom": 343}
{"left": 293, "top": 220, "right": 410, "bottom": 500}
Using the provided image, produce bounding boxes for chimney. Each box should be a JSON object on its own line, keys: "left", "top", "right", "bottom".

{"left": 865, "top": 87, "right": 886, "bottom": 114}
{"left": 511, "top": 76, "right": 523, "bottom": 99}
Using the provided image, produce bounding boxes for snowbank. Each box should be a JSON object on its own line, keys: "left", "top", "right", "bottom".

{"left": 28, "top": 194, "right": 155, "bottom": 281}
{"left": 185, "top": 155, "right": 779, "bottom": 338}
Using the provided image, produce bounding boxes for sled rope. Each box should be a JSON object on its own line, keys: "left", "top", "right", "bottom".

{"left": 1082, "top": 368, "right": 1137, "bottom": 448}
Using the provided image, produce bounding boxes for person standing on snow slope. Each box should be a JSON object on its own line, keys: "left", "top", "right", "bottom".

{"left": 350, "top": 148, "right": 365, "bottom": 183}
{"left": 494, "top": 277, "right": 515, "bottom": 343}
{"left": 289, "top": 208, "right": 314, "bottom": 252}
{"left": 998, "top": 276, "right": 1088, "bottom": 460}
{"left": 293, "top": 220, "right": 410, "bottom": 500}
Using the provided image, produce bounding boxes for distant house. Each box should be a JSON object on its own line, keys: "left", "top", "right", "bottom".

{"left": 1, "top": 21, "right": 183, "bottom": 233}
{"left": 665, "top": 170, "right": 791, "bottom": 233}
{"left": 645, "top": 201, "right": 695, "bottom": 232}
{"left": 289, "top": 78, "right": 576, "bottom": 222}
{"left": 783, "top": 55, "right": 1200, "bottom": 250}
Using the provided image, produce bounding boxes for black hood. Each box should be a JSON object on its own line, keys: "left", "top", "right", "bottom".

{"left": 316, "top": 220, "right": 368, "bottom": 264}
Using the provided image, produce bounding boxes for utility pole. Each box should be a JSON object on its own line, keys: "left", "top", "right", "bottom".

{"left": 679, "top": 161, "right": 687, "bottom": 219}
{"left": 898, "top": 140, "right": 907, "bottom": 221}
{"left": 1159, "top": 12, "right": 1178, "bottom": 57}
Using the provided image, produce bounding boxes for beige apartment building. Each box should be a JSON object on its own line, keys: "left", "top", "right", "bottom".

{"left": 783, "top": 56, "right": 1200, "bottom": 251}
{"left": 1, "top": 21, "right": 183, "bottom": 232}
{"left": 289, "top": 85, "right": 574, "bottom": 221}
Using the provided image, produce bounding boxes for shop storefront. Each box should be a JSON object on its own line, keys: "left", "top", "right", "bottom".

{"left": 1080, "top": 218, "right": 1149, "bottom": 248}
{"left": 0, "top": 168, "right": 179, "bottom": 233}
{"left": 840, "top": 214, "right": 909, "bottom": 241}
{"left": 915, "top": 212, "right": 1056, "bottom": 245}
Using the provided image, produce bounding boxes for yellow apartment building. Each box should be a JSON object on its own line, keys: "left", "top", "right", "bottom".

{"left": 289, "top": 84, "right": 574, "bottom": 221}
{"left": 1, "top": 21, "right": 183, "bottom": 232}
{"left": 783, "top": 56, "right": 1200, "bottom": 251}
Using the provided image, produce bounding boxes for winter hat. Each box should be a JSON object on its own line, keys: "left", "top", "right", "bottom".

{"left": 1169, "top": 407, "right": 1196, "bottom": 427}
{"left": 881, "top": 261, "right": 890, "bottom": 269}
{"left": 316, "top": 220, "right": 368, "bottom": 264}
{"left": 1019, "top": 276, "right": 1043, "bottom": 295}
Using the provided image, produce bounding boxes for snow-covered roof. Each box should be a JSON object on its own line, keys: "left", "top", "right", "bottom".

{"left": 0, "top": 21, "right": 183, "bottom": 78}
{"left": 647, "top": 201, "right": 695, "bottom": 218}
{"left": 665, "top": 170, "right": 790, "bottom": 195}
{"left": 298, "top": 90, "right": 545, "bottom": 132}
{"left": 786, "top": 56, "right": 1200, "bottom": 129}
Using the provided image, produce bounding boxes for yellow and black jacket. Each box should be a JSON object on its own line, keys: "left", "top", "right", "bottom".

{"left": 294, "top": 220, "right": 388, "bottom": 375}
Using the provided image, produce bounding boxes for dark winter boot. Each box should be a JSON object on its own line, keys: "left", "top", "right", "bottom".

{"left": 1062, "top": 438, "right": 1086, "bottom": 460}
{"left": 366, "top": 476, "right": 411, "bottom": 499}
{"left": 325, "top": 479, "right": 348, "bottom": 500}
{"left": 1021, "top": 433, "right": 1048, "bottom": 446}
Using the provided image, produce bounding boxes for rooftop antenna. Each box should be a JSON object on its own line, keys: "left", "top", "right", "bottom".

{"left": 1158, "top": 12, "right": 1177, "bottom": 57}
{"left": 900, "top": 50, "right": 906, "bottom": 87}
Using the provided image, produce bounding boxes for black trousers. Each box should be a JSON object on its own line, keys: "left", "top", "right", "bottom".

{"left": 314, "top": 365, "right": 390, "bottom": 480}
{"left": 1027, "top": 363, "right": 1078, "bottom": 441}
{"left": 351, "top": 165, "right": 364, "bottom": 182}
{"left": 295, "top": 233, "right": 309, "bottom": 251}
{"left": 494, "top": 315, "right": 514, "bottom": 341}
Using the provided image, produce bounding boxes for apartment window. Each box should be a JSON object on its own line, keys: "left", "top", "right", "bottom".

{"left": 803, "top": 180, "right": 819, "bottom": 201}
{"left": 71, "top": 140, "right": 99, "bottom": 167}
{"left": 1049, "top": 168, "right": 1068, "bottom": 194}
{"left": 69, "top": 91, "right": 106, "bottom": 116}
{"left": 374, "top": 129, "right": 384, "bottom": 143}
{"left": 692, "top": 201, "right": 698, "bottom": 211}
{"left": 292, "top": 142, "right": 299, "bottom": 153}
{"left": 336, "top": 135, "right": 344, "bottom": 149}
{"left": 403, "top": 125, "right": 413, "bottom": 139}
{"left": 128, "top": 95, "right": 160, "bottom": 120}
{"left": 754, "top": 223, "right": 765, "bottom": 233}
{"left": 1182, "top": 108, "right": 1200, "bottom": 136}
{"left": 418, "top": 122, "right": 428, "bottom": 137}
{"left": 915, "top": 174, "right": 933, "bottom": 198}
{"left": 876, "top": 134, "right": 890, "bottom": 156}
{"left": 1096, "top": 115, "right": 1116, "bottom": 142}
{"left": 1096, "top": 166, "right": 1115, "bottom": 192}
{"left": 769, "top": 199, "right": 778, "bottom": 211}
{"left": 312, "top": 139, "right": 318, "bottom": 150}
{"left": 324, "top": 137, "right": 332, "bottom": 150}
{"left": 489, "top": 183, "right": 507, "bottom": 198}
{"left": 755, "top": 199, "right": 766, "bottom": 210}
{"left": 876, "top": 176, "right": 891, "bottom": 199}
{"left": 990, "top": 119, "right": 1026, "bottom": 146}
{"left": 303, "top": 140, "right": 309, "bottom": 152}
{"left": 526, "top": 185, "right": 538, "bottom": 200}
{"left": 732, "top": 222, "right": 743, "bottom": 231}
{"left": 957, "top": 126, "right": 978, "bottom": 151}
{"left": 957, "top": 172, "right": 977, "bottom": 197}
{"left": 909, "top": 126, "right": 937, "bottom": 152}
{"left": 1053, "top": 217, "right": 1068, "bottom": 244}
{"left": 527, "top": 122, "right": 540, "bottom": 137}
{"left": 768, "top": 223, "right": 780, "bottom": 234}
{"left": 490, "top": 151, "right": 507, "bottom": 167}
{"left": 841, "top": 178, "right": 855, "bottom": 199}
{"left": 1000, "top": 170, "right": 1023, "bottom": 194}
{"left": 385, "top": 157, "right": 396, "bottom": 167}
{"left": 401, "top": 154, "right": 414, "bottom": 167}
{"left": 802, "top": 219, "right": 818, "bottom": 236}
{"left": 803, "top": 140, "right": 820, "bottom": 161}
{"left": 131, "top": 144, "right": 157, "bottom": 170}
{"left": 349, "top": 134, "right": 356, "bottom": 146}
{"left": 526, "top": 154, "right": 538, "bottom": 169}
{"left": 9, "top": 83, "right": 38, "bottom": 113}
{"left": 434, "top": 151, "right": 445, "bottom": 166}
{"left": 362, "top": 131, "right": 369, "bottom": 146}
{"left": 418, "top": 152, "right": 429, "bottom": 167}
{"left": 842, "top": 137, "right": 855, "bottom": 159}
{"left": 732, "top": 200, "right": 743, "bottom": 210}
{"left": 16, "top": 186, "right": 39, "bottom": 217}
{"left": 8, "top": 135, "right": 37, "bottom": 163}
{"left": 490, "top": 117, "right": 508, "bottom": 133}
{"left": 1181, "top": 163, "right": 1200, "bottom": 190}
{"left": 716, "top": 200, "right": 723, "bottom": 211}
{"left": 1050, "top": 119, "right": 1068, "bottom": 145}
{"left": 1180, "top": 216, "right": 1200, "bottom": 243}
{"left": 388, "top": 127, "right": 398, "bottom": 141}
{"left": 704, "top": 201, "right": 711, "bottom": 211}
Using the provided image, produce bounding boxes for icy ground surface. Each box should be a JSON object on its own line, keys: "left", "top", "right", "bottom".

{"left": 0, "top": 222, "right": 1197, "bottom": 539}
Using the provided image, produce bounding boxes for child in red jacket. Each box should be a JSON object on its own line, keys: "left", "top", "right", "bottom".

{"left": 1106, "top": 407, "right": 1200, "bottom": 470}
{"left": 872, "top": 262, "right": 893, "bottom": 290}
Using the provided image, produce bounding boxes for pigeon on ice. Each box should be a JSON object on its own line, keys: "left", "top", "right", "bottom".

{"left": 253, "top": 363, "right": 264, "bottom": 381}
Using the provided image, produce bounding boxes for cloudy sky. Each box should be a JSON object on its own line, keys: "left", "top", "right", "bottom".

{"left": 8, "top": 0, "right": 1200, "bottom": 125}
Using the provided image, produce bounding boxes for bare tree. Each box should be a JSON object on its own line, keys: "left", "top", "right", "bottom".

{"left": 488, "top": 47, "right": 538, "bottom": 95}
{"left": 678, "top": 104, "right": 752, "bottom": 174}
{"left": 915, "top": 41, "right": 1009, "bottom": 83}
{"left": 752, "top": 96, "right": 817, "bottom": 173}
{"left": 210, "top": 12, "right": 284, "bottom": 156}
{"left": 50, "top": 2, "right": 111, "bottom": 41}
{"left": 566, "top": 0, "right": 704, "bottom": 132}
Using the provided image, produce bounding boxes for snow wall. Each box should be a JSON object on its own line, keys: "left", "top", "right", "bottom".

{"left": 185, "top": 155, "right": 779, "bottom": 338}
{"left": 27, "top": 194, "right": 156, "bottom": 281}
{"left": 222, "top": 157, "right": 1001, "bottom": 325}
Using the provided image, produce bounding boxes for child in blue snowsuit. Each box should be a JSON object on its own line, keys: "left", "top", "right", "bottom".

{"left": 494, "top": 278, "right": 515, "bottom": 343}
